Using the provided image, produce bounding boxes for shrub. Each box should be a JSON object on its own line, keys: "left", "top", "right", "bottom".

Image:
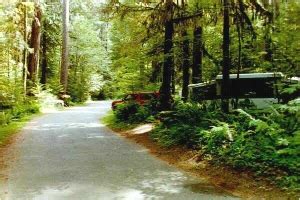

{"left": 114, "top": 102, "right": 152, "bottom": 123}
{"left": 150, "top": 102, "right": 300, "bottom": 190}
{"left": 11, "top": 101, "right": 39, "bottom": 119}
{"left": 0, "top": 112, "right": 8, "bottom": 125}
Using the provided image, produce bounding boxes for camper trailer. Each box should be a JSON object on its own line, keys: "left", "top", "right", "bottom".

{"left": 188, "top": 72, "right": 285, "bottom": 108}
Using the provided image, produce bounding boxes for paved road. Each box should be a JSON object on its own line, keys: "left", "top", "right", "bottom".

{"left": 1, "top": 101, "right": 238, "bottom": 200}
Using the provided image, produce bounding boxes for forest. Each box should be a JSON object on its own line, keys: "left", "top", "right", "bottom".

{"left": 0, "top": 0, "right": 300, "bottom": 195}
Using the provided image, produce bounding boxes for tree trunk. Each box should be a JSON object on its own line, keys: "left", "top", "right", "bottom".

{"left": 234, "top": 21, "right": 242, "bottom": 109}
{"left": 150, "top": 60, "right": 161, "bottom": 83}
{"left": 221, "top": 0, "right": 230, "bottom": 113}
{"left": 7, "top": 47, "right": 10, "bottom": 78}
{"left": 60, "top": 0, "right": 69, "bottom": 94}
{"left": 22, "top": 1, "right": 28, "bottom": 97}
{"left": 262, "top": 0, "right": 273, "bottom": 62}
{"left": 159, "top": 0, "right": 173, "bottom": 111}
{"left": 171, "top": 64, "right": 175, "bottom": 95}
{"left": 28, "top": 2, "right": 42, "bottom": 84}
{"left": 192, "top": 26, "right": 203, "bottom": 84}
{"left": 139, "top": 62, "right": 145, "bottom": 88}
{"left": 181, "top": 30, "right": 190, "bottom": 102}
{"left": 41, "top": 25, "right": 47, "bottom": 85}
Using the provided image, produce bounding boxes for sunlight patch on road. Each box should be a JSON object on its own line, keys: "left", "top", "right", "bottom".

{"left": 24, "top": 123, "right": 105, "bottom": 131}
{"left": 86, "top": 135, "right": 113, "bottom": 139}
{"left": 140, "top": 171, "right": 187, "bottom": 194}
{"left": 114, "top": 189, "right": 146, "bottom": 200}
{"left": 28, "top": 184, "right": 160, "bottom": 200}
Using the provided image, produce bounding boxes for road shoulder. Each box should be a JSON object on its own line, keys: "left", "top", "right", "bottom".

{"left": 105, "top": 122, "right": 299, "bottom": 199}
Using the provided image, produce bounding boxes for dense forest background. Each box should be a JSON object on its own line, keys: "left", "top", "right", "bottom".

{"left": 1, "top": 0, "right": 299, "bottom": 107}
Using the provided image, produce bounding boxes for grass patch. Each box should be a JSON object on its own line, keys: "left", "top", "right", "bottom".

{"left": 101, "top": 110, "right": 140, "bottom": 131}
{"left": 0, "top": 114, "right": 39, "bottom": 146}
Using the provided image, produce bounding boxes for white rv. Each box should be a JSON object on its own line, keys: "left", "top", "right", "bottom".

{"left": 188, "top": 72, "right": 287, "bottom": 108}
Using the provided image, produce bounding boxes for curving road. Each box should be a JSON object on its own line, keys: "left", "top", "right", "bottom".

{"left": 1, "top": 101, "right": 238, "bottom": 200}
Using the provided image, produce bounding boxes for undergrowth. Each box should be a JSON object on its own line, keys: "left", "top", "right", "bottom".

{"left": 110, "top": 99, "right": 300, "bottom": 191}
{"left": 102, "top": 110, "right": 141, "bottom": 131}
{"left": 150, "top": 102, "right": 300, "bottom": 191}
{"left": 0, "top": 99, "right": 40, "bottom": 145}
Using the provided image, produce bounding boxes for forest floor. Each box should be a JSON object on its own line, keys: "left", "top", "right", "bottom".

{"left": 108, "top": 123, "right": 300, "bottom": 200}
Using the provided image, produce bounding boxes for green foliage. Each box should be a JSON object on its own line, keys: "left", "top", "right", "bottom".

{"left": 102, "top": 110, "right": 140, "bottom": 131}
{"left": 152, "top": 102, "right": 221, "bottom": 148}
{"left": 150, "top": 102, "right": 300, "bottom": 190}
{"left": 0, "top": 113, "right": 37, "bottom": 146}
{"left": 279, "top": 82, "right": 300, "bottom": 103}
{"left": 11, "top": 101, "right": 40, "bottom": 119}
{"left": 0, "top": 100, "right": 40, "bottom": 126}
{"left": 114, "top": 102, "right": 152, "bottom": 123}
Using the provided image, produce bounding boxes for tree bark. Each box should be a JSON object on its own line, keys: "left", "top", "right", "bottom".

{"left": 234, "top": 20, "right": 242, "bottom": 109}
{"left": 192, "top": 26, "right": 203, "bottom": 84}
{"left": 171, "top": 63, "right": 175, "bottom": 95}
{"left": 41, "top": 24, "right": 47, "bottom": 85}
{"left": 221, "top": 0, "right": 230, "bottom": 113}
{"left": 159, "top": 0, "right": 173, "bottom": 111}
{"left": 60, "top": 0, "right": 69, "bottom": 94}
{"left": 150, "top": 60, "right": 161, "bottom": 83}
{"left": 22, "top": 1, "right": 28, "bottom": 97}
{"left": 28, "top": 2, "right": 42, "bottom": 83}
{"left": 181, "top": 30, "right": 190, "bottom": 102}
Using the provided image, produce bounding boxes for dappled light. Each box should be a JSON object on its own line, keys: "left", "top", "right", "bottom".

{"left": 1, "top": 0, "right": 299, "bottom": 198}
{"left": 24, "top": 123, "right": 106, "bottom": 131}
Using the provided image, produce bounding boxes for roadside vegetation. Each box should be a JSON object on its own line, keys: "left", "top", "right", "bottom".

{"left": 107, "top": 100, "right": 300, "bottom": 192}
{"left": 102, "top": 0, "right": 300, "bottom": 193}
{"left": 0, "top": 98, "right": 39, "bottom": 145}
{"left": 0, "top": 1, "right": 106, "bottom": 145}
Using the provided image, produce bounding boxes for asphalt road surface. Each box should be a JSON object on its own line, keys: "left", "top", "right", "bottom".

{"left": 1, "top": 101, "right": 238, "bottom": 200}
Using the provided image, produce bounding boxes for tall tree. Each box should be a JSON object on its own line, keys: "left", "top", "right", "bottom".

{"left": 22, "top": 1, "right": 28, "bottom": 97}
{"left": 159, "top": 0, "right": 174, "bottom": 110}
{"left": 181, "top": 29, "right": 190, "bottom": 101}
{"left": 221, "top": 0, "right": 230, "bottom": 113}
{"left": 41, "top": 24, "right": 47, "bottom": 85}
{"left": 192, "top": 26, "right": 203, "bottom": 84}
{"left": 60, "top": 0, "right": 69, "bottom": 94}
{"left": 28, "top": 0, "right": 42, "bottom": 84}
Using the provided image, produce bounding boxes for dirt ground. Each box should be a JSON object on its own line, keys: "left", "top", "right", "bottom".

{"left": 113, "top": 124, "right": 300, "bottom": 200}
{"left": 0, "top": 135, "right": 20, "bottom": 197}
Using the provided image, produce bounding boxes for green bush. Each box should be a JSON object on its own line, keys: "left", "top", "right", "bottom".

{"left": 152, "top": 102, "right": 220, "bottom": 148}
{"left": 11, "top": 101, "right": 40, "bottom": 119}
{"left": 0, "top": 100, "right": 40, "bottom": 126}
{"left": 150, "top": 102, "right": 300, "bottom": 190}
{"left": 114, "top": 102, "right": 152, "bottom": 123}
{"left": 151, "top": 123, "right": 202, "bottom": 148}
{"left": 0, "top": 112, "right": 8, "bottom": 125}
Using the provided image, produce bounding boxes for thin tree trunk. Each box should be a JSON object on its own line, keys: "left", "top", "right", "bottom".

{"left": 28, "top": 1, "right": 42, "bottom": 84}
{"left": 171, "top": 64, "right": 175, "bottom": 95}
{"left": 221, "top": 0, "right": 230, "bottom": 113}
{"left": 235, "top": 21, "right": 242, "bottom": 109}
{"left": 159, "top": 0, "right": 173, "bottom": 110}
{"left": 22, "top": 1, "right": 28, "bottom": 97}
{"left": 150, "top": 60, "right": 161, "bottom": 83}
{"left": 181, "top": 30, "right": 190, "bottom": 102}
{"left": 139, "top": 62, "right": 145, "bottom": 88}
{"left": 60, "top": 0, "right": 69, "bottom": 94}
{"left": 7, "top": 47, "right": 10, "bottom": 78}
{"left": 192, "top": 26, "right": 203, "bottom": 84}
{"left": 41, "top": 26, "right": 47, "bottom": 85}
{"left": 262, "top": 0, "right": 273, "bottom": 62}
